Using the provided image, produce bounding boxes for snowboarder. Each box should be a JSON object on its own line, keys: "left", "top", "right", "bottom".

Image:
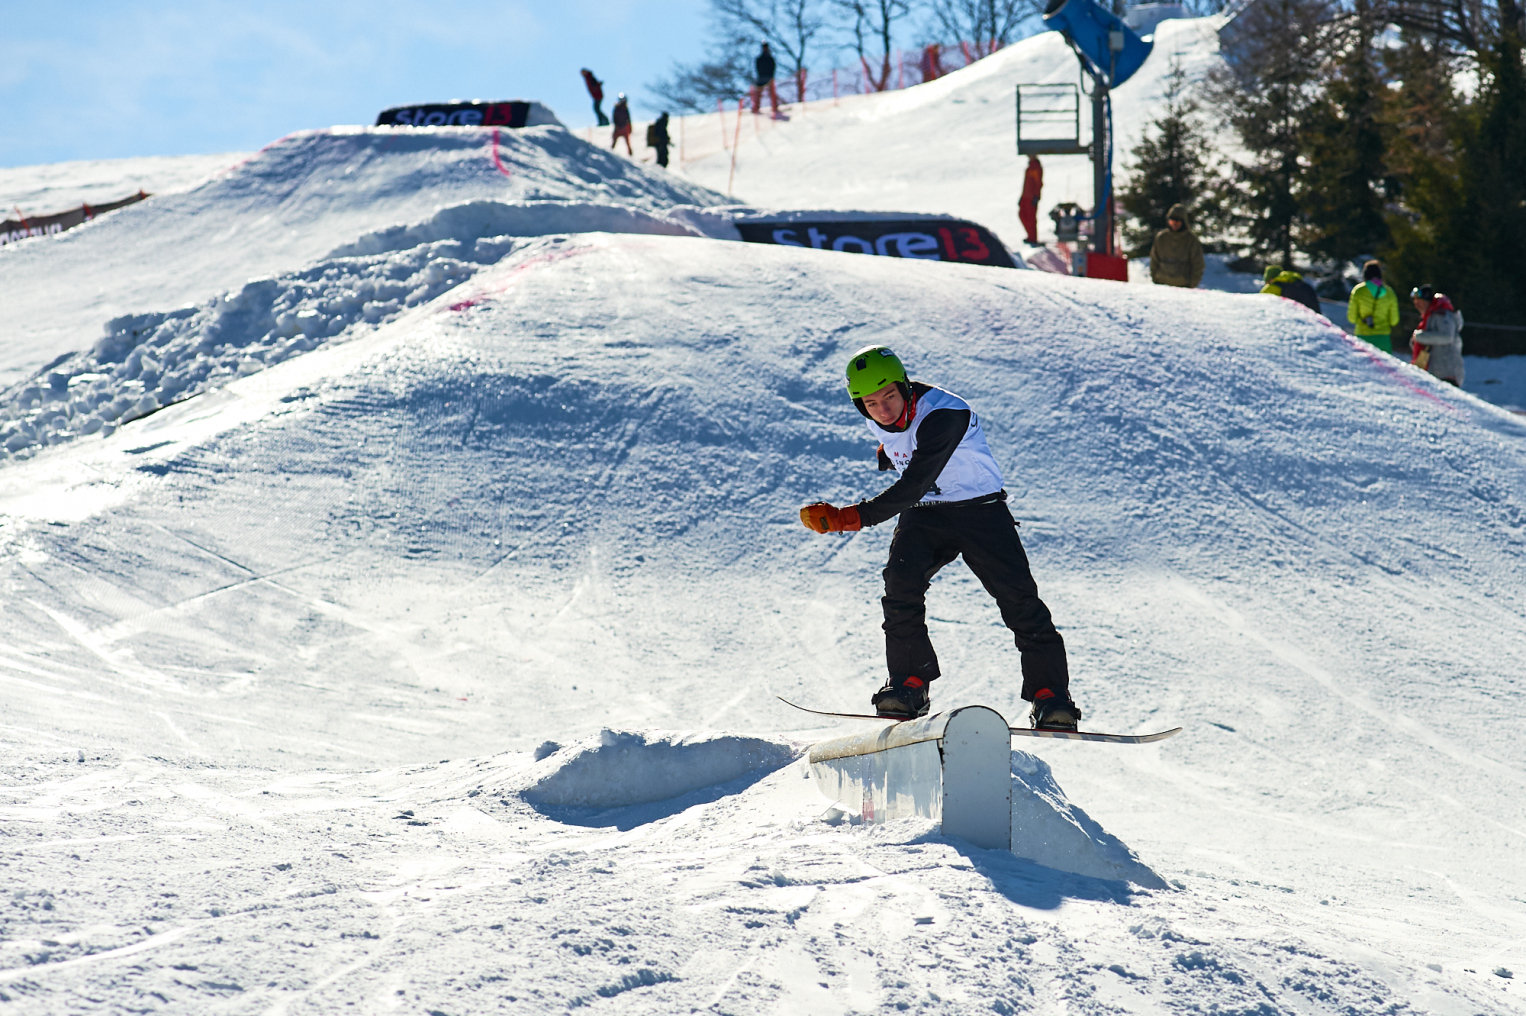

{"left": 647, "top": 112, "right": 672, "bottom": 168}
{"left": 581, "top": 68, "right": 610, "bottom": 127}
{"left": 1148, "top": 203, "right": 1204, "bottom": 288}
{"left": 751, "top": 42, "right": 781, "bottom": 116}
{"left": 611, "top": 94, "right": 633, "bottom": 155}
{"left": 1346, "top": 260, "right": 1400, "bottom": 352}
{"left": 1408, "top": 284, "right": 1465, "bottom": 385}
{"left": 1260, "top": 264, "right": 1323, "bottom": 315}
{"left": 798, "top": 346, "right": 1079, "bottom": 730}
{"left": 1018, "top": 155, "right": 1043, "bottom": 246}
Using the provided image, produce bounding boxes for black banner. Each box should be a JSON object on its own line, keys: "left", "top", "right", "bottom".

{"left": 1, "top": 190, "right": 148, "bottom": 246}
{"left": 735, "top": 217, "right": 1015, "bottom": 268}
{"left": 376, "top": 101, "right": 533, "bottom": 128}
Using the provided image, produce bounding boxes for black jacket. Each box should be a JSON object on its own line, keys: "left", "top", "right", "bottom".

{"left": 1279, "top": 276, "right": 1323, "bottom": 314}
{"left": 755, "top": 48, "right": 776, "bottom": 86}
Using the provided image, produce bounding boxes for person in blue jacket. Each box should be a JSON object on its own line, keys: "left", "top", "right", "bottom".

{"left": 799, "top": 346, "right": 1078, "bottom": 729}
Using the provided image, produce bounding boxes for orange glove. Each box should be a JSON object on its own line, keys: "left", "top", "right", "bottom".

{"left": 799, "top": 502, "right": 862, "bottom": 533}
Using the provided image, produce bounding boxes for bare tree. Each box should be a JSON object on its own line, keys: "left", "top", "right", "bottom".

{"left": 1375, "top": 0, "right": 1524, "bottom": 59}
{"left": 834, "top": 0, "right": 917, "bottom": 91}
{"left": 648, "top": 21, "right": 755, "bottom": 115}
{"left": 1176, "top": 0, "right": 1233, "bottom": 14}
{"left": 713, "top": 0, "right": 831, "bottom": 102}
{"left": 648, "top": 51, "right": 756, "bottom": 114}
{"left": 926, "top": 0, "right": 1038, "bottom": 57}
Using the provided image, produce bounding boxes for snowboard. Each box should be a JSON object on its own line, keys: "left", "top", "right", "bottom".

{"left": 777, "top": 696, "right": 1181, "bottom": 744}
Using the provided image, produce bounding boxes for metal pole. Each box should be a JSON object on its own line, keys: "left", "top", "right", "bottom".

{"left": 1092, "top": 79, "right": 1111, "bottom": 258}
{"left": 727, "top": 98, "right": 745, "bottom": 194}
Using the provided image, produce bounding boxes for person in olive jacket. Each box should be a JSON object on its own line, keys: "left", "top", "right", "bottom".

{"left": 1148, "top": 203, "right": 1205, "bottom": 288}
{"left": 1346, "top": 260, "right": 1400, "bottom": 352}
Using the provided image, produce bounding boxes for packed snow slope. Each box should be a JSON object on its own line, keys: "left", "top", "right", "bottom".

{"left": 3, "top": 43, "right": 1526, "bottom": 1015}
{"left": 5, "top": 222, "right": 1526, "bottom": 1012}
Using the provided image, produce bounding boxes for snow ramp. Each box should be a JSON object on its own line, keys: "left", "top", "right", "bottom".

{"left": 0, "top": 125, "right": 731, "bottom": 387}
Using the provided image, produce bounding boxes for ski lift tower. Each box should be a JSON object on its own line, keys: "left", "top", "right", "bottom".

{"left": 1016, "top": 0, "right": 1152, "bottom": 274}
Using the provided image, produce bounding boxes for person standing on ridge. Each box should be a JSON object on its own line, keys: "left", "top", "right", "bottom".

{"left": 1408, "top": 284, "right": 1465, "bottom": 385}
{"left": 798, "top": 346, "right": 1079, "bottom": 730}
{"left": 1147, "top": 203, "right": 1205, "bottom": 288}
{"left": 647, "top": 112, "right": 672, "bottom": 168}
{"left": 611, "top": 93, "right": 633, "bottom": 155}
{"left": 581, "top": 68, "right": 609, "bottom": 126}
{"left": 752, "top": 42, "right": 780, "bottom": 116}
{"left": 1346, "top": 260, "right": 1400, "bottom": 351}
{"left": 921, "top": 43, "right": 944, "bottom": 82}
{"left": 1260, "top": 264, "right": 1323, "bottom": 315}
{"left": 1018, "top": 155, "right": 1044, "bottom": 246}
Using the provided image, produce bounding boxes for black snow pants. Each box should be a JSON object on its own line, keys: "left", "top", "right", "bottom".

{"left": 881, "top": 500, "right": 1069, "bottom": 701}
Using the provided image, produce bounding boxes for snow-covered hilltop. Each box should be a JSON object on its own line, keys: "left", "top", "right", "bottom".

{"left": 3, "top": 18, "right": 1525, "bottom": 1015}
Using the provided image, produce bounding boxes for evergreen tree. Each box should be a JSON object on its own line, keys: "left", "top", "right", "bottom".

{"left": 1381, "top": 16, "right": 1526, "bottom": 343}
{"left": 1298, "top": 0, "right": 1395, "bottom": 263}
{"left": 1376, "top": 28, "right": 1465, "bottom": 298}
{"left": 1444, "top": 23, "right": 1526, "bottom": 327}
{"left": 1207, "top": 0, "right": 1333, "bottom": 265}
{"left": 1118, "top": 57, "right": 1225, "bottom": 257}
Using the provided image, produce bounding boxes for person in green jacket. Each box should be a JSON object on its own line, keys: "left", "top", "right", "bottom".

{"left": 1346, "top": 260, "right": 1400, "bottom": 351}
{"left": 1148, "top": 203, "right": 1205, "bottom": 288}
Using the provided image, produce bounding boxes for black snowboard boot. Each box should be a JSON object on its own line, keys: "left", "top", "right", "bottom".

{"left": 871, "top": 675, "right": 930, "bottom": 718}
{"left": 1029, "top": 687, "right": 1081, "bottom": 730}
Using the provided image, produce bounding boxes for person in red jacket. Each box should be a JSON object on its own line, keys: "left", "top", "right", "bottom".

{"left": 611, "top": 94, "right": 633, "bottom": 154}
{"left": 580, "top": 68, "right": 609, "bottom": 127}
{"left": 1018, "top": 155, "right": 1043, "bottom": 246}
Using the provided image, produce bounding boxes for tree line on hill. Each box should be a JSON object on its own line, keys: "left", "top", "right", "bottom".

{"left": 1119, "top": 0, "right": 1525, "bottom": 343}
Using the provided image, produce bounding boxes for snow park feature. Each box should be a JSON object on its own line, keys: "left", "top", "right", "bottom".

{"left": 2, "top": 16, "right": 1526, "bottom": 1016}
{"left": 788, "top": 699, "right": 1179, "bottom": 861}
{"left": 734, "top": 212, "right": 1019, "bottom": 267}
{"left": 374, "top": 100, "right": 562, "bottom": 129}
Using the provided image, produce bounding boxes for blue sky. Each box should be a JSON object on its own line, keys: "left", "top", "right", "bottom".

{"left": 0, "top": 0, "right": 712, "bottom": 167}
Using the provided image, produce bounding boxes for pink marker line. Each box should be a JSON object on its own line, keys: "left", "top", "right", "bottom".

{"left": 449, "top": 246, "right": 591, "bottom": 313}
{"left": 490, "top": 128, "right": 512, "bottom": 177}
{"left": 1333, "top": 327, "right": 1455, "bottom": 411}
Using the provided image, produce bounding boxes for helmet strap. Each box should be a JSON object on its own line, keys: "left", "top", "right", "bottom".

{"left": 887, "top": 384, "right": 917, "bottom": 431}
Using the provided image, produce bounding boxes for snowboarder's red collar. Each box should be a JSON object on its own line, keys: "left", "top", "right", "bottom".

{"left": 888, "top": 389, "right": 917, "bottom": 430}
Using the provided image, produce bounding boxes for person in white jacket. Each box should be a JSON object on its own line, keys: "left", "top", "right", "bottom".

{"left": 798, "top": 345, "right": 1078, "bottom": 729}
{"left": 1409, "top": 285, "right": 1465, "bottom": 386}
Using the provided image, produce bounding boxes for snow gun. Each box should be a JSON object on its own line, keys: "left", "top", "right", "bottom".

{"left": 1043, "top": 0, "right": 1152, "bottom": 88}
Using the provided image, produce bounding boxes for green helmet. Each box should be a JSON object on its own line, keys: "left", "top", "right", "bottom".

{"left": 845, "top": 345, "right": 908, "bottom": 399}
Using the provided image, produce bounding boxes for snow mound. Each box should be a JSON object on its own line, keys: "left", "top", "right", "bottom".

{"left": 1010, "top": 751, "right": 1168, "bottom": 887}
{"left": 324, "top": 198, "right": 709, "bottom": 260}
{"left": 0, "top": 233, "right": 517, "bottom": 456}
{"left": 0, "top": 125, "right": 730, "bottom": 388}
{"left": 520, "top": 729, "right": 799, "bottom": 810}
{"left": 0, "top": 151, "right": 242, "bottom": 214}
